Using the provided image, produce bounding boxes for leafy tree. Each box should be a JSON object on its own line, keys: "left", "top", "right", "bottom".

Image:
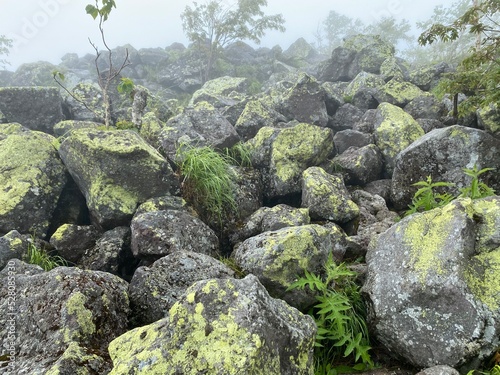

{"left": 364, "top": 16, "right": 412, "bottom": 49}
{"left": 0, "top": 35, "right": 13, "bottom": 70}
{"left": 181, "top": 0, "right": 285, "bottom": 83}
{"left": 319, "top": 10, "right": 365, "bottom": 53}
{"left": 418, "top": 0, "right": 500, "bottom": 116}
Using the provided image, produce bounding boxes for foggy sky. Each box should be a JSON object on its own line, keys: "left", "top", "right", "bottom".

{"left": 1, "top": 0, "right": 455, "bottom": 70}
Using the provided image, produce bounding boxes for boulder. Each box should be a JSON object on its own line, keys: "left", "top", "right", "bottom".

{"left": 189, "top": 76, "right": 249, "bottom": 108}
{"left": 0, "top": 87, "right": 64, "bottom": 134}
{"left": 322, "top": 81, "right": 346, "bottom": 115}
{"left": 53, "top": 120, "right": 102, "bottom": 139}
{"left": 301, "top": 167, "right": 359, "bottom": 223}
{"left": 128, "top": 251, "right": 235, "bottom": 326}
{"left": 374, "top": 78, "right": 426, "bottom": 108}
{"left": 333, "top": 129, "right": 374, "bottom": 154}
{"left": 0, "top": 230, "right": 30, "bottom": 270}
{"left": 363, "top": 198, "right": 500, "bottom": 369}
{"left": 58, "top": 128, "right": 180, "bottom": 229}
{"left": 477, "top": 103, "right": 500, "bottom": 136}
{"left": 49, "top": 224, "right": 100, "bottom": 264}
{"left": 404, "top": 95, "right": 448, "bottom": 121}
{"left": 234, "top": 99, "right": 287, "bottom": 141}
{"left": 331, "top": 144, "right": 384, "bottom": 186}
{"left": 247, "top": 123, "right": 333, "bottom": 200}
{"left": 64, "top": 82, "right": 105, "bottom": 123}
{"left": 328, "top": 103, "right": 365, "bottom": 131}
{"left": 232, "top": 224, "right": 341, "bottom": 309}
{"left": 160, "top": 101, "right": 240, "bottom": 160}
{"left": 0, "top": 123, "right": 68, "bottom": 237}
{"left": 109, "top": 275, "right": 316, "bottom": 375}
{"left": 391, "top": 125, "right": 500, "bottom": 209}
{"left": 281, "top": 37, "right": 320, "bottom": 68}
{"left": 344, "top": 72, "right": 384, "bottom": 110}
{"left": 374, "top": 102, "right": 425, "bottom": 176}
{"left": 409, "top": 62, "right": 451, "bottom": 91}
{"left": 10, "top": 61, "right": 58, "bottom": 87}
{"left": 130, "top": 210, "right": 219, "bottom": 262}
{"left": 380, "top": 56, "right": 410, "bottom": 82}
{"left": 0, "top": 261, "right": 129, "bottom": 374}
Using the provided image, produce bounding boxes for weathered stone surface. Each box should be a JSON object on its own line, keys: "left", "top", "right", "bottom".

{"left": 109, "top": 275, "right": 316, "bottom": 375}
{"left": 131, "top": 210, "right": 219, "bottom": 262}
{"left": 328, "top": 103, "right": 365, "bottom": 131}
{"left": 0, "top": 230, "right": 29, "bottom": 270}
{"left": 64, "top": 82, "right": 105, "bottom": 123}
{"left": 232, "top": 224, "right": 338, "bottom": 309}
{"left": 189, "top": 76, "right": 248, "bottom": 107}
{"left": 134, "top": 195, "right": 197, "bottom": 217}
{"left": 416, "top": 365, "right": 460, "bottom": 375}
{"left": 0, "top": 123, "right": 68, "bottom": 237}
{"left": 409, "top": 62, "right": 451, "bottom": 91}
{"left": 363, "top": 198, "right": 500, "bottom": 368}
{"left": 0, "top": 261, "right": 129, "bottom": 374}
{"left": 391, "top": 125, "right": 500, "bottom": 209}
{"left": 404, "top": 95, "right": 448, "bottom": 121}
{"left": 160, "top": 101, "right": 240, "bottom": 160}
{"left": 477, "top": 103, "right": 500, "bottom": 136}
{"left": 301, "top": 167, "right": 359, "bottom": 223}
{"left": 247, "top": 123, "right": 334, "bottom": 199}
{"left": 333, "top": 130, "right": 374, "bottom": 155}
{"left": 58, "top": 128, "right": 180, "bottom": 229}
{"left": 234, "top": 99, "right": 287, "bottom": 141}
{"left": 129, "top": 251, "right": 235, "bottom": 326}
{"left": 53, "top": 120, "right": 103, "bottom": 139}
{"left": 380, "top": 56, "right": 410, "bottom": 82}
{"left": 374, "top": 78, "right": 425, "bottom": 107}
{"left": 49, "top": 224, "right": 100, "bottom": 264}
{"left": 332, "top": 144, "right": 384, "bottom": 186}
{"left": 322, "top": 81, "right": 346, "bottom": 115}
{"left": 0, "top": 87, "right": 64, "bottom": 134}
{"left": 230, "top": 204, "right": 310, "bottom": 245}
{"left": 374, "top": 102, "right": 425, "bottom": 176}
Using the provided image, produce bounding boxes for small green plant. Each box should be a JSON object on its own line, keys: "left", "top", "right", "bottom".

{"left": 176, "top": 144, "right": 238, "bottom": 224}
{"left": 224, "top": 142, "right": 252, "bottom": 168}
{"left": 459, "top": 165, "right": 496, "bottom": 199}
{"left": 405, "top": 176, "right": 455, "bottom": 216}
{"left": 343, "top": 95, "right": 354, "bottom": 103}
{"left": 467, "top": 364, "right": 500, "bottom": 375}
{"left": 288, "top": 255, "right": 372, "bottom": 374}
{"left": 25, "top": 240, "right": 67, "bottom": 271}
{"left": 218, "top": 256, "right": 245, "bottom": 278}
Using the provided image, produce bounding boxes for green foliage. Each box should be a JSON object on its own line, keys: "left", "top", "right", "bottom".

{"left": 181, "top": 0, "right": 285, "bottom": 82}
{"left": 343, "top": 95, "right": 354, "bottom": 104}
{"left": 0, "top": 35, "right": 13, "bottom": 69}
{"left": 25, "top": 240, "right": 67, "bottom": 271}
{"left": 405, "top": 176, "right": 455, "bottom": 216}
{"left": 467, "top": 364, "right": 500, "bottom": 375}
{"left": 218, "top": 256, "right": 245, "bottom": 278}
{"left": 115, "top": 119, "right": 137, "bottom": 131}
{"left": 117, "top": 77, "right": 135, "bottom": 98}
{"left": 459, "top": 165, "right": 496, "bottom": 199}
{"left": 419, "top": 0, "right": 500, "bottom": 115}
{"left": 318, "top": 10, "right": 364, "bottom": 53}
{"left": 176, "top": 144, "right": 238, "bottom": 224}
{"left": 288, "top": 255, "right": 372, "bottom": 374}
{"left": 85, "top": 0, "right": 116, "bottom": 21}
{"left": 224, "top": 142, "right": 252, "bottom": 168}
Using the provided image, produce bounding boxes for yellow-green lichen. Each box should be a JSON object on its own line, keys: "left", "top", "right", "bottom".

{"left": 465, "top": 250, "right": 500, "bottom": 311}
{"left": 380, "top": 78, "right": 426, "bottom": 105}
{"left": 65, "top": 292, "right": 96, "bottom": 341}
{"left": 472, "top": 198, "right": 500, "bottom": 253}
{"left": 88, "top": 177, "right": 138, "bottom": 217}
{"left": 50, "top": 224, "right": 71, "bottom": 242}
{"left": 45, "top": 341, "right": 104, "bottom": 375}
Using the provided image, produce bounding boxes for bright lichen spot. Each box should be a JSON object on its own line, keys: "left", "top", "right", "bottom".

{"left": 45, "top": 341, "right": 104, "bottom": 375}
{"left": 66, "top": 292, "right": 96, "bottom": 340}
{"left": 465, "top": 250, "right": 500, "bottom": 311}
{"left": 472, "top": 198, "right": 500, "bottom": 253}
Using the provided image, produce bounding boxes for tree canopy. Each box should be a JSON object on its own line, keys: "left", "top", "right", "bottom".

{"left": 181, "top": 0, "right": 285, "bottom": 82}
{"left": 0, "top": 35, "right": 13, "bottom": 70}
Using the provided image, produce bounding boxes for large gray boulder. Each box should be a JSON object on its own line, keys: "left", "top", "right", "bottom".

{"left": 234, "top": 99, "right": 287, "bottom": 141}
{"left": 109, "top": 275, "right": 316, "bottom": 375}
{"left": 363, "top": 197, "right": 500, "bottom": 369}
{"left": 0, "top": 123, "right": 68, "bottom": 237}
{"left": 331, "top": 144, "right": 384, "bottom": 186}
{"left": 189, "top": 76, "right": 248, "bottom": 107}
{"left": 0, "top": 260, "right": 129, "bottom": 374}
{"left": 391, "top": 125, "right": 500, "bottom": 209}
{"left": 0, "top": 87, "right": 64, "bottom": 134}
{"left": 58, "top": 128, "right": 180, "bottom": 229}
{"left": 128, "top": 251, "right": 235, "bottom": 326}
{"left": 0, "top": 230, "right": 30, "bottom": 270}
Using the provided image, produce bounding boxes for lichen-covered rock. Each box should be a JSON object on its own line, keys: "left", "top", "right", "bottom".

{"left": 374, "top": 102, "right": 425, "bottom": 175}
{"left": 344, "top": 71, "right": 385, "bottom": 101}
{"left": 109, "top": 275, "right": 316, "bottom": 375}
{"left": 58, "top": 128, "right": 180, "bottom": 229}
{"left": 64, "top": 82, "right": 105, "bottom": 122}
{"left": 416, "top": 365, "right": 460, "bottom": 375}
{"left": 322, "top": 81, "right": 346, "bottom": 116}
{"left": 477, "top": 103, "right": 500, "bottom": 136}
{"left": 374, "top": 78, "right": 426, "bottom": 107}
{"left": 234, "top": 99, "right": 287, "bottom": 141}
{"left": 53, "top": 120, "right": 103, "bottom": 139}
{"left": 404, "top": 95, "right": 448, "bottom": 121}
{"left": 391, "top": 125, "right": 500, "bottom": 209}
{"left": 281, "top": 37, "right": 320, "bottom": 68}
{"left": 331, "top": 144, "right": 384, "bottom": 186}
{"left": 160, "top": 101, "right": 240, "bottom": 160}
{"left": 0, "top": 87, "right": 64, "bottom": 134}
{"left": 0, "top": 123, "right": 68, "bottom": 237}
{"left": 131, "top": 210, "right": 219, "bottom": 262}
{"left": 247, "top": 123, "right": 334, "bottom": 199}
{"left": 230, "top": 204, "right": 310, "bottom": 245}
{"left": 301, "top": 167, "right": 359, "bottom": 223}
{"left": 333, "top": 129, "right": 374, "bottom": 154}
{"left": 0, "top": 261, "right": 129, "bottom": 374}
{"left": 49, "top": 224, "right": 100, "bottom": 264}
{"left": 78, "top": 226, "right": 136, "bottom": 280}
{"left": 328, "top": 103, "right": 365, "bottom": 131}
{"left": 138, "top": 111, "right": 167, "bottom": 150}
{"left": 0, "top": 230, "right": 29, "bottom": 270}
{"left": 380, "top": 56, "right": 410, "bottom": 82}
{"left": 134, "top": 195, "right": 197, "bottom": 217}
{"left": 129, "top": 251, "right": 235, "bottom": 326}
{"left": 232, "top": 224, "right": 338, "bottom": 309}
{"left": 409, "top": 62, "right": 451, "bottom": 91}
{"left": 189, "top": 76, "right": 248, "bottom": 107}
{"left": 363, "top": 198, "right": 500, "bottom": 369}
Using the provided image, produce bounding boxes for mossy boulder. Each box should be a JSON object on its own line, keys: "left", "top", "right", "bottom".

{"left": 409, "top": 62, "right": 451, "bottom": 91}
{"left": 64, "top": 82, "right": 105, "bottom": 123}
{"left": 247, "top": 123, "right": 334, "bottom": 199}
{"left": 58, "top": 128, "right": 179, "bottom": 229}
{"left": 0, "top": 261, "right": 129, "bottom": 374}
{"left": 128, "top": 251, "right": 235, "bottom": 326}
{"left": 331, "top": 144, "right": 384, "bottom": 186}
{"left": 49, "top": 224, "right": 100, "bottom": 264}
{"left": 363, "top": 197, "right": 500, "bottom": 369}
{"left": 0, "top": 123, "right": 68, "bottom": 237}
{"left": 477, "top": 103, "right": 500, "bottom": 136}
{"left": 344, "top": 71, "right": 385, "bottom": 99}
{"left": 234, "top": 99, "right": 287, "bottom": 141}
{"left": 109, "top": 275, "right": 316, "bottom": 375}
{"left": 391, "top": 125, "right": 500, "bottom": 209}
{"left": 374, "top": 78, "right": 426, "bottom": 107}
{"left": 374, "top": 102, "right": 425, "bottom": 175}
{"left": 380, "top": 56, "right": 410, "bottom": 82}
{"left": 189, "top": 76, "right": 249, "bottom": 107}
{"left": 53, "top": 120, "right": 103, "bottom": 139}
{"left": 232, "top": 224, "right": 341, "bottom": 309}
{"left": 404, "top": 95, "right": 448, "bottom": 121}
{"left": 301, "top": 167, "right": 359, "bottom": 223}
{"left": 0, "top": 230, "right": 30, "bottom": 270}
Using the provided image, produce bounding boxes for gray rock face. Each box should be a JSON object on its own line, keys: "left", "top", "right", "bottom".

{"left": 0, "top": 87, "right": 64, "bottom": 134}
{"left": 391, "top": 125, "right": 500, "bottom": 209}
{"left": 131, "top": 210, "right": 219, "bottom": 262}
{"left": 232, "top": 224, "right": 339, "bottom": 310}
{"left": 109, "top": 275, "right": 316, "bottom": 375}
{"left": 363, "top": 198, "right": 500, "bottom": 368}
{"left": 58, "top": 128, "right": 180, "bottom": 229}
{"left": 189, "top": 76, "right": 248, "bottom": 108}
{"left": 129, "top": 251, "right": 235, "bottom": 326}
{"left": 49, "top": 224, "right": 100, "bottom": 264}
{"left": 332, "top": 144, "right": 384, "bottom": 186}
{"left": 0, "top": 230, "right": 29, "bottom": 270}
{"left": 0, "top": 123, "right": 68, "bottom": 237}
{"left": 333, "top": 129, "right": 374, "bottom": 155}
{"left": 404, "top": 95, "right": 448, "bottom": 121}
{"left": 0, "top": 261, "right": 129, "bottom": 374}
{"left": 160, "top": 101, "right": 240, "bottom": 160}
{"left": 329, "top": 103, "right": 364, "bottom": 131}
{"left": 235, "top": 99, "right": 287, "bottom": 141}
